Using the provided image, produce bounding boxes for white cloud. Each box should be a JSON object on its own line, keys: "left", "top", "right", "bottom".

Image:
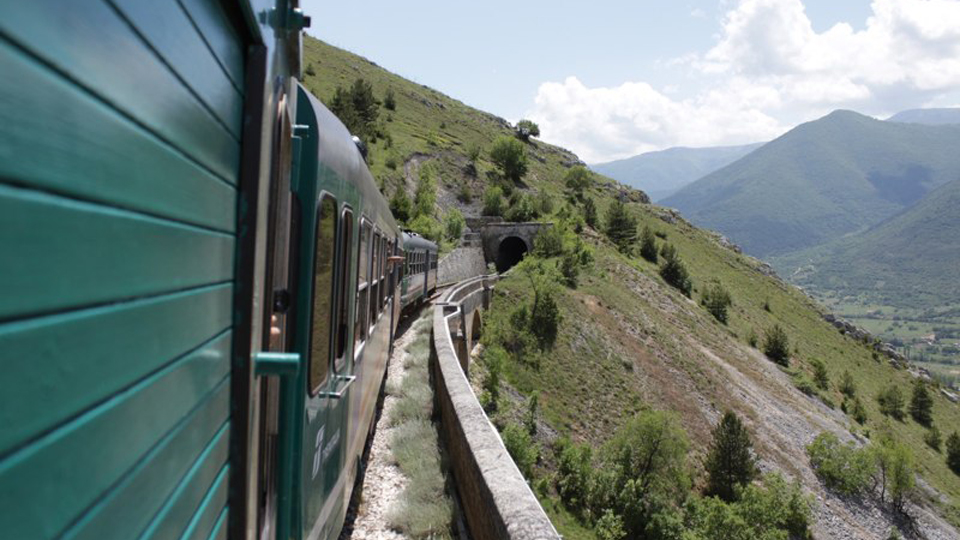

{"left": 528, "top": 0, "right": 960, "bottom": 163}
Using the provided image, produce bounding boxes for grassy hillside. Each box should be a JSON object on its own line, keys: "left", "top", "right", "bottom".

{"left": 591, "top": 142, "right": 763, "bottom": 202}
{"left": 303, "top": 37, "right": 960, "bottom": 539}
{"left": 663, "top": 110, "right": 960, "bottom": 257}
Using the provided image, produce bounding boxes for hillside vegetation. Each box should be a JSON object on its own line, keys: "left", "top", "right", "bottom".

{"left": 663, "top": 110, "right": 960, "bottom": 258}
{"left": 591, "top": 142, "right": 763, "bottom": 202}
{"left": 303, "top": 37, "right": 960, "bottom": 539}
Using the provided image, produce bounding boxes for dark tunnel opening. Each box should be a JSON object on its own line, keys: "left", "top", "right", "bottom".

{"left": 495, "top": 236, "right": 528, "bottom": 273}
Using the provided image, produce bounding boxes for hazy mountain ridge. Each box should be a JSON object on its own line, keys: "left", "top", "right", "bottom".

{"left": 663, "top": 110, "right": 960, "bottom": 257}
{"left": 590, "top": 142, "right": 764, "bottom": 201}
{"left": 888, "top": 108, "right": 960, "bottom": 126}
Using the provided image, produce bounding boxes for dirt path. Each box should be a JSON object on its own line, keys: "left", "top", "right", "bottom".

{"left": 342, "top": 308, "right": 431, "bottom": 540}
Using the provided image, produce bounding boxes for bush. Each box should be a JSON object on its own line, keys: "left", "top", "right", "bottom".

{"left": 407, "top": 214, "right": 441, "bottom": 242}
{"left": 925, "top": 426, "right": 942, "bottom": 452}
{"left": 687, "top": 473, "right": 812, "bottom": 540}
{"left": 811, "top": 359, "right": 829, "bottom": 390}
{"left": 490, "top": 136, "right": 528, "bottom": 183}
{"left": 871, "top": 436, "right": 915, "bottom": 511}
{"left": 595, "top": 510, "right": 626, "bottom": 540}
{"left": 413, "top": 163, "right": 438, "bottom": 218}
{"left": 659, "top": 244, "right": 693, "bottom": 297}
{"left": 560, "top": 250, "right": 580, "bottom": 288}
{"left": 747, "top": 330, "right": 758, "bottom": 348}
{"left": 530, "top": 287, "right": 561, "bottom": 349}
{"left": 482, "top": 346, "right": 506, "bottom": 409}
{"left": 536, "top": 190, "right": 554, "bottom": 215}
{"left": 329, "top": 78, "right": 379, "bottom": 145}
{"left": 762, "top": 325, "right": 790, "bottom": 366}
{"left": 640, "top": 226, "right": 658, "bottom": 263}
{"left": 304, "top": 63, "right": 316, "bottom": 77}
{"left": 555, "top": 438, "right": 593, "bottom": 513}
{"left": 604, "top": 199, "right": 638, "bottom": 253}
{"left": 806, "top": 432, "right": 873, "bottom": 496}
{"left": 515, "top": 119, "right": 540, "bottom": 141}
{"left": 525, "top": 392, "right": 539, "bottom": 435}
{"left": 705, "top": 411, "right": 758, "bottom": 502}
{"left": 839, "top": 370, "right": 857, "bottom": 398}
{"left": 482, "top": 185, "right": 504, "bottom": 216}
{"left": 390, "top": 186, "right": 412, "bottom": 223}
{"left": 947, "top": 432, "right": 960, "bottom": 475}
{"left": 383, "top": 87, "right": 396, "bottom": 110}
{"left": 909, "top": 380, "right": 933, "bottom": 427}
{"left": 505, "top": 192, "right": 539, "bottom": 222}
{"left": 564, "top": 165, "right": 592, "bottom": 194}
{"left": 877, "top": 385, "right": 905, "bottom": 420}
{"left": 443, "top": 209, "right": 465, "bottom": 241}
{"left": 502, "top": 422, "right": 538, "bottom": 478}
{"left": 849, "top": 396, "right": 869, "bottom": 425}
{"left": 701, "top": 282, "right": 732, "bottom": 324}
{"left": 583, "top": 197, "right": 598, "bottom": 228}
{"left": 457, "top": 180, "right": 472, "bottom": 203}
{"left": 533, "top": 226, "right": 564, "bottom": 257}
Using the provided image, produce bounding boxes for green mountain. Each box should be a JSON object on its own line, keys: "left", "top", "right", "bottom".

{"left": 662, "top": 110, "right": 960, "bottom": 257}
{"left": 590, "top": 143, "right": 764, "bottom": 201}
{"left": 888, "top": 108, "right": 960, "bottom": 126}
{"left": 774, "top": 177, "right": 960, "bottom": 308}
{"left": 303, "top": 37, "right": 960, "bottom": 539}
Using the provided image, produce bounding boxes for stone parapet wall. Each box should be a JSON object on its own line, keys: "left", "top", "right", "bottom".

{"left": 430, "top": 276, "right": 560, "bottom": 540}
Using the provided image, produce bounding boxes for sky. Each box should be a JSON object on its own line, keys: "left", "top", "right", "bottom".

{"left": 304, "top": 0, "right": 960, "bottom": 163}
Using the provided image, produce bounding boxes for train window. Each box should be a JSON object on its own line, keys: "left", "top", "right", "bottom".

{"left": 355, "top": 220, "right": 371, "bottom": 347}
{"left": 370, "top": 232, "right": 380, "bottom": 329}
{"left": 334, "top": 208, "right": 353, "bottom": 368}
{"left": 308, "top": 196, "right": 337, "bottom": 394}
{"left": 379, "top": 240, "right": 387, "bottom": 311}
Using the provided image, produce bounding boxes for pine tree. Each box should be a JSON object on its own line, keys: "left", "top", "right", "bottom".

{"left": 878, "top": 385, "right": 905, "bottom": 420}
{"left": 639, "top": 226, "right": 658, "bottom": 263}
{"left": 909, "top": 380, "right": 933, "bottom": 427}
{"left": 763, "top": 324, "right": 790, "bottom": 366}
{"left": 583, "top": 197, "right": 598, "bottom": 228}
{"left": 659, "top": 243, "right": 692, "bottom": 296}
{"left": 604, "top": 199, "right": 638, "bottom": 253}
{"left": 705, "top": 411, "right": 758, "bottom": 502}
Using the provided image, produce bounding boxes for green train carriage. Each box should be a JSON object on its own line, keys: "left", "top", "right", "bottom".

{"left": 0, "top": 1, "right": 405, "bottom": 538}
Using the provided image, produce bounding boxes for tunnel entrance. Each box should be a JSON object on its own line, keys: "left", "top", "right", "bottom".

{"left": 495, "top": 236, "right": 528, "bottom": 272}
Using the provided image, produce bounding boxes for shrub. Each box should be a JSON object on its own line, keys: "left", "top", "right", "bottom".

{"left": 457, "top": 180, "right": 472, "bottom": 203}
{"left": 909, "top": 380, "right": 933, "bottom": 427}
{"left": 413, "top": 163, "right": 437, "bottom": 218}
{"left": 604, "top": 199, "right": 638, "bottom": 253}
{"left": 482, "top": 346, "right": 506, "bottom": 409}
{"left": 924, "top": 426, "right": 942, "bottom": 452}
{"left": 564, "top": 165, "right": 592, "bottom": 194}
{"left": 502, "top": 422, "right": 538, "bottom": 478}
{"left": 443, "top": 209, "right": 465, "bottom": 241}
{"left": 659, "top": 244, "right": 692, "bottom": 297}
{"left": 530, "top": 286, "right": 561, "bottom": 349}
{"left": 839, "top": 370, "right": 857, "bottom": 398}
{"left": 947, "top": 432, "right": 960, "bottom": 475}
{"left": 871, "top": 436, "right": 915, "bottom": 511}
{"left": 536, "top": 190, "right": 554, "bottom": 215}
{"left": 482, "top": 185, "right": 504, "bottom": 216}
{"left": 701, "top": 282, "right": 732, "bottom": 324}
{"left": 595, "top": 510, "right": 626, "bottom": 540}
{"left": 490, "top": 136, "right": 528, "bottom": 183}
{"left": 515, "top": 119, "right": 540, "bottom": 141}
{"left": 849, "top": 396, "right": 868, "bottom": 425}
{"left": 705, "top": 411, "right": 758, "bottom": 502}
{"left": 390, "top": 186, "right": 412, "bottom": 223}
{"left": 383, "top": 87, "right": 396, "bottom": 110}
{"left": 328, "top": 78, "right": 379, "bottom": 145}
{"left": 762, "top": 325, "right": 790, "bottom": 366}
{"left": 811, "top": 359, "right": 829, "bottom": 390}
{"left": 533, "top": 226, "right": 564, "bottom": 257}
{"left": 877, "top": 385, "right": 905, "bottom": 420}
{"left": 583, "top": 197, "right": 598, "bottom": 228}
{"left": 525, "top": 392, "right": 539, "bottom": 435}
{"left": 407, "top": 215, "right": 441, "bottom": 242}
{"left": 747, "top": 330, "right": 758, "bottom": 348}
{"left": 555, "top": 438, "right": 593, "bottom": 513}
{"left": 304, "top": 63, "right": 316, "bottom": 77}
{"left": 640, "top": 226, "right": 658, "bottom": 263}
{"left": 560, "top": 250, "right": 580, "bottom": 288}
{"left": 807, "top": 432, "right": 874, "bottom": 496}
{"left": 505, "top": 192, "right": 539, "bottom": 222}
{"left": 467, "top": 144, "right": 481, "bottom": 162}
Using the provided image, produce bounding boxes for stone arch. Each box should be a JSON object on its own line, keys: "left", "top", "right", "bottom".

{"left": 470, "top": 310, "right": 483, "bottom": 342}
{"left": 495, "top": 236, "right": 529, "bottom": 272}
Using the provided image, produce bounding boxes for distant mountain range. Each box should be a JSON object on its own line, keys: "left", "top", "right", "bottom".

{"left": 590, "top": 143, "right": 763, "bottom": 201}
{"left": 887, "top": 107, "right": 960, "bottom": 126}
{"left": 772, "top": 176, "right": 960, "bottom": 308}
{"left": 662, "top": 110, "right": 960, "bottom": 257}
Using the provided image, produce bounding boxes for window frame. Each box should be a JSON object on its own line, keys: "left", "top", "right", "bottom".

{"left": 307, "top": 193, "right": 339, "bottom": 396}
{"left": 355, "top": 218, "right": 372, "bottom": 350}
{"left": 333, "top": 206, "right": 353, "bottom": 372}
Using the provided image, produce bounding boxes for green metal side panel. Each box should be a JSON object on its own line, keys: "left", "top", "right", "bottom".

{"left": 0, "top": 0, "right": 244, "bottom": 537}
{"left": 0, "top": 184, "right": 235, "bottom": 319}
{"left": 0, "top": 0, "right": 239, "bottom": 182}
{"left": 0, "top": 40, "right": 236, "bottom": 231}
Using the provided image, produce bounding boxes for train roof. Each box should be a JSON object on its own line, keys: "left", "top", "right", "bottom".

{"left": 296, "top": 83, "right": 400, "bottom": 239}
{"left": 402, "top": 231, "right": 438, "bottom": 251}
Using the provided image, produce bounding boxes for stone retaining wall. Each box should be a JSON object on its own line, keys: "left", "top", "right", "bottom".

{"left": 430, "top": 277, "right": 560, "bottom": 540}
{"left": 438, "top": 246, "right": 487, "bottom": 286}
